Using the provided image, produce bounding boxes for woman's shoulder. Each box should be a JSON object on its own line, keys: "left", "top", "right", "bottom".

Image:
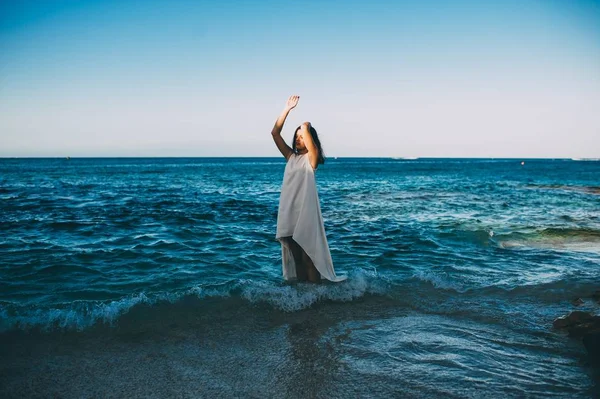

{"left": 286, "top": 152, "right": 298, "bottom": 162}
{"left": 288, "top": 152, "right": 314, "bottom": 169}
{"left": 287, "top": 152, "right": 307, "bottom": 161}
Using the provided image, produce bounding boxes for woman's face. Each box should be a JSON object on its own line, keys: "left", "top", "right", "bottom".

{"left": 295, "top": 131, "right": 306, "bottom": 150}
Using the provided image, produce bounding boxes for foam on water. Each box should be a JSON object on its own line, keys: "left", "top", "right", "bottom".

{"left": 239, "top": 269, "right": 388, "bottom": 312}
{"left": 494, "top": 227, "right": 600, "bottom": 254}
{"left": 0, "top": 269, "right": 389, "bottom": 332}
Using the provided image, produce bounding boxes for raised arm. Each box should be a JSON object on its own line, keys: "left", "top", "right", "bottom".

{"left": 271, "top": 95, "right": 299, "bottom": 161}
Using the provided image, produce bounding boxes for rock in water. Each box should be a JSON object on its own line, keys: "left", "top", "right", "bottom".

{"left": 571, "top": 298, "right": 584, "bottom": 307}
{"left": 554, "top": 310, "right": 600, "bottom": 364}
{"left": 582, "top": 333, "right": 600, "bottom": 366}
{"left": 553, "top": 311, "right": 594, "bottom": 329}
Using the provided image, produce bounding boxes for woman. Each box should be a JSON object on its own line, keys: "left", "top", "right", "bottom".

{"left": 271, "top": 95, "right": 347, "bottom": 283}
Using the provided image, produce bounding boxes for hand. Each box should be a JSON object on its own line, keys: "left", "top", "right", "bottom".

{"left": 301, "top": 121, "right": 311, "bottom": 131}
{"left": 285, "top": 95, "right": 300, "bottom": 111}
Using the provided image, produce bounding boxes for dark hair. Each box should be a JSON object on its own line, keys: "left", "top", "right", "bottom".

{"left": 292, "top": 125, "right": 326, "bottom": 165}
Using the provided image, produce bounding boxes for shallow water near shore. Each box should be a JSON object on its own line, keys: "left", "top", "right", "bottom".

{"left": 1, "top": 157, "right": 599, "bottom": 397}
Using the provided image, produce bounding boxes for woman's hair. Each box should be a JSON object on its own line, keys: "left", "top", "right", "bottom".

{"left": 292, "top": 125, "right": 326, "bottom": 165}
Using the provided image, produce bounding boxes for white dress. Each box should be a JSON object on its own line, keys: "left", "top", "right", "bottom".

{"left": 276, "top": 153, "right": 347, "bottom": 282}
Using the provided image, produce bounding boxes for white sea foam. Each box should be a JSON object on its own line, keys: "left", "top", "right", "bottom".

{"left": 239, "top": 269, "right": 387, "bottom": 312}
{"left": 0, "top": 269, "right": 389, "bottom": 332}
{"left": 0, "top": 293, "right": 153, "bottom": 332}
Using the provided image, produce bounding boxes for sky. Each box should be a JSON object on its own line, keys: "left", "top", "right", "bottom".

{"left": 0, "top": 0, "right": 599, "bottom": 158}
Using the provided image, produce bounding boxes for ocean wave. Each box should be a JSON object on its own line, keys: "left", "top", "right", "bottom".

{"left": 240, "top": 269, "right": 388, "bottom": 311}
{"left": 410, "top": 270, "right": 467, "bottom": 292}
{"left": 439, "top": 225, "right": 600, "bottom": 253}
{"left": 440, "top": 228, "right": 494, "bottom": 246}
{"left": 495, "top": 227, "right": 600, "bottom": 253}
{"left": 0, "top": 293, "right": 152, "bottom": 332}
{"left": 489, "top": 278, "right": 599, "bottom": 295}
{"left": 0, "top": 269, "right": 388, "bottom": 333}
{"left": 35, "top": 264, "right": 105, "bottom": 276}
{"left": 525, "top": 184, "right": 600, "bottom": 195}
{"left": 409, "top": 266, "right": 600, "bottom": 305}
{"left": 130, "top": 239, "right": 194, "bottom": 251}
{"left": 0, "top": 265, "right": 596, "bottom": 334}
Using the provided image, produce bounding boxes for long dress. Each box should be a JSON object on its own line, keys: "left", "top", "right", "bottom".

{"left": 276, "top": 152, "right": 347, "bottom": 282}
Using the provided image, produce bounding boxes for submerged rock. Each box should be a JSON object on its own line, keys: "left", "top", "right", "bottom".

{"left": 571, "top": 297, "right": 585, "bottom": 306}
{"left": 582, "top": 333, "right": 600, "bottom": 365}
{"left": 554, "top": 310, "right": 600, "bottom": 365}
{"left": 553, "top": 311, "right": 595, "bottom": 330}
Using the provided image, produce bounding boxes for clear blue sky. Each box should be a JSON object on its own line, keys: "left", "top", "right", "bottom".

{"left": 1, "top": 0, "right": 599, "bottom": 157}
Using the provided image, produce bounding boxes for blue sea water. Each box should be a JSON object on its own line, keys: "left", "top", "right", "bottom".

{"left": 1, "top": 157, "right": 599, "bottom": 397}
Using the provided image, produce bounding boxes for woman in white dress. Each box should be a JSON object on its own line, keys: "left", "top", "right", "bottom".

{"left": 271, "top": 95, "right": 347, "bottom": 284}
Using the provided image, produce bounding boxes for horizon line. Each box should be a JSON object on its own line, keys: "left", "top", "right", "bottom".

{"left": 1, "top": 156, "right": 598, "bottom": 160}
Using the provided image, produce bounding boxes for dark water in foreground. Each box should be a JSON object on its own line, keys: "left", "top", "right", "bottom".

{"left": 1, "top": 157, "right": 599, "bottom": 397}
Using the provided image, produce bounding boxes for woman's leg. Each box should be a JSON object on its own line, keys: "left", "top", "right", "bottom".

{"left": 302, "top": 250, "right": 321, "bottom": 283}
{"left": 283, "top": 237, "right": 307, "bottom": 281}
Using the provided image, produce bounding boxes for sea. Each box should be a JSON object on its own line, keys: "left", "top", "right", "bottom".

{"left": 1, "top": 157, "right": 599, "bottom": 398}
